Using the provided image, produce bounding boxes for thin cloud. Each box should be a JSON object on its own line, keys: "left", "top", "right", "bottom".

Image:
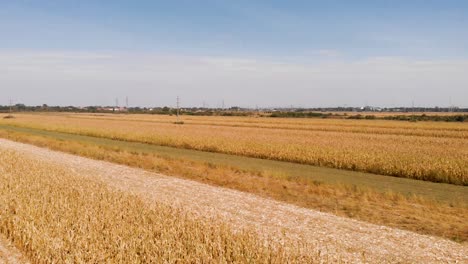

{"left": 1, "top": 51, "right": 467, "bottom": 107}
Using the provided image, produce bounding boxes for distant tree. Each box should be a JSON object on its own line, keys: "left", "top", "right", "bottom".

{"left": 15, "top": 104, "right": 26, "bottom": 111}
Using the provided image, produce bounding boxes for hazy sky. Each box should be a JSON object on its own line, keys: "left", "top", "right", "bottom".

{"left": 1, "top": 0, "right": 467, "bottom": 107}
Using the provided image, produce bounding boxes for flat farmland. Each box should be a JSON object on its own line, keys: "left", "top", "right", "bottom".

{"left": 0, "top": 144, "right": 317, "bottom": 263}
{"left": 0, "top": 112, "right": 467, "bottom": 262}
{"left": 2, "top": 113, "right": 467, "bottom": 185}
{"left": 0, "top": 139, "right": 466, "bottom": 263}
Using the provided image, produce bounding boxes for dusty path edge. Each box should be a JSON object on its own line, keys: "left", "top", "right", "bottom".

{"left": 0, "top": 234, "right": 29, "bottom": 264}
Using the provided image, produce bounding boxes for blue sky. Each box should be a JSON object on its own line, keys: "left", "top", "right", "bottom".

{"left": 1, "top": 1, "right": 467, "bottom": 107}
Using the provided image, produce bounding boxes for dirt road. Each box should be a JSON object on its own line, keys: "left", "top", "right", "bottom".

{"left": 0, "top": 138, "right": 466, "bottom": 263}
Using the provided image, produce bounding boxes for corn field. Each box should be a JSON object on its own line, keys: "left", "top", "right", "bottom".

{"left": 2, "top": 113, "right": 467, "bottom": 185}
{"left": 0, "top": 148, "right": 315, "bottom": 263}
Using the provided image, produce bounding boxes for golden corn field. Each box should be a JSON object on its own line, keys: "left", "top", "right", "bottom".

{"left": 3, "top": 1, "right": 468, "bottom": 261}
{"left": 0, "top": 126, "right": 466, "bottom": 242}
{"left": 0, "top": 148, "right": 316, "bottom": 263}
{"left": 0, "top": 113, "right": 467, "bottom": 262}
{"left": 3, "top": 113, "right": 467, "bottom": 185}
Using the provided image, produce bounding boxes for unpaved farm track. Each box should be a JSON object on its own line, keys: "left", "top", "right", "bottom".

{"left": 0, "top": 234, "right": 28, "bottom": 264}
{"left": 0, "top": 139, "right": 466, "bottom": 263}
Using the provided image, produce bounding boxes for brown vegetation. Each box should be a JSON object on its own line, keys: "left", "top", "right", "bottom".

{"left": 0, "top": 148, "right": 315, "bottom": 263}
{"left": 2, "top": 113, "right": 466, "bottom": 185}
{"left": 1, "top": 128, "right": 466, "bottom": 243}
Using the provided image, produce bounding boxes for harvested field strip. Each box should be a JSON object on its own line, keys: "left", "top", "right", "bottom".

{"left": 69, "top": 112, "right": 468, "bottom": 131}
{"left": 61, "top": 112, "right": 468, "bottom": 131}
{"left": 0, "top": 148, "right": 314, "bottom": 263}
{"left": 2, "top": 114, "right": 467, "bottom": 185}
{"left": 1, "top": 124, "right": 465, "bottom": 203}
{"left": 65, "top": 114, "right": 468, "bottom": 138}
{"left": 0, "top": 127, "right": 467, "bottom": 243}
{"left": 0, "top": 139, "right": 466, "bottom": 263}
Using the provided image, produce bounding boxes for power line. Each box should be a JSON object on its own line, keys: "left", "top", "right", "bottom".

{"left": 8, "top": 98, "right": 15, "bottom": 115}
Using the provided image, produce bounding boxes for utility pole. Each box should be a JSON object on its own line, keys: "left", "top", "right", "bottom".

{"left": 222, "top": 99, "right": 225, "bottom": 110}
{"left": 9, "top": 99, "right": 13, "bottom": 114}
{"left": 126, "top": 96, "right": 129, "bottom": 109}
{"left": 449, "top": 97, "right": 452, "bottom": 112}
{"left": 176, "top": 96, "right": 180, "bottom": 122}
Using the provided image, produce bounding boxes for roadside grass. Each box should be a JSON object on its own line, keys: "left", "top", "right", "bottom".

{"left": 0, "top": 126, "right": 466, "bottom": 243}
{"left": 0, "top": 149, "right": 317, "bottom": 263}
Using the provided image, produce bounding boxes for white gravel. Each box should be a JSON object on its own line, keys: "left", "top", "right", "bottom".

{"left": 0, "top": 138, "right": 466, "bottom": 263}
